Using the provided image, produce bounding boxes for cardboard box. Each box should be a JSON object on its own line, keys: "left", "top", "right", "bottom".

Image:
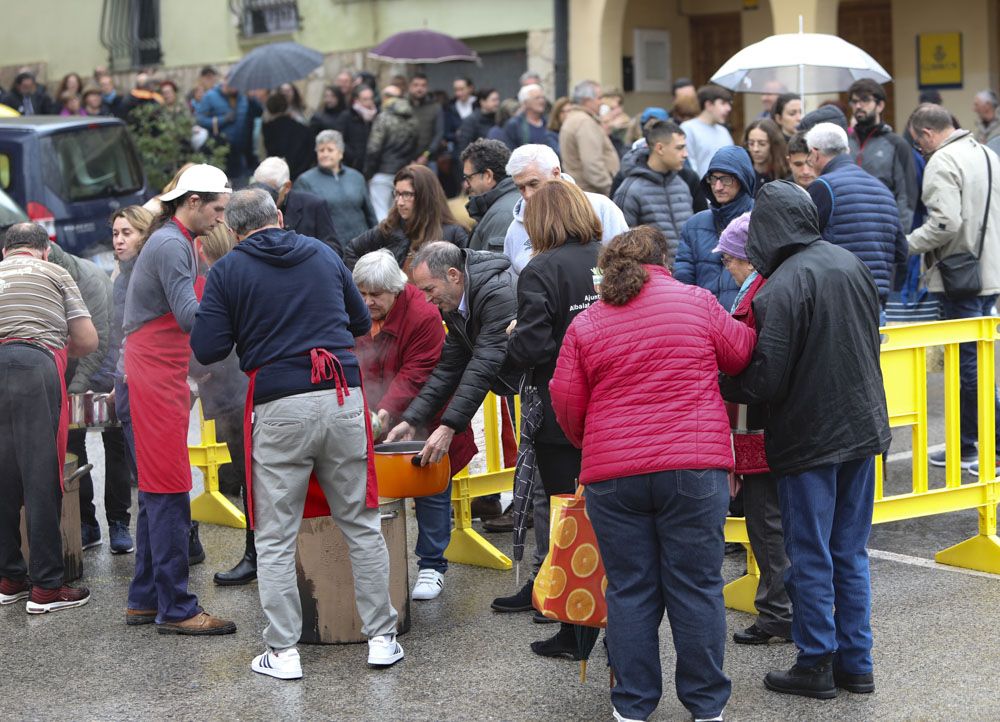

{"left": 296, "top": 498, "right": 411, "bottom": 644}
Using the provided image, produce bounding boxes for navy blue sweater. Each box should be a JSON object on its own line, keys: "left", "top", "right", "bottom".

{"left": 190, "top": 227, "right": 371, "bottom": 404}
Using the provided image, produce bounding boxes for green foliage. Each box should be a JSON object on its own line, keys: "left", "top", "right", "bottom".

{"left": 127, "top": 103, "right": 228, "bottom": 193}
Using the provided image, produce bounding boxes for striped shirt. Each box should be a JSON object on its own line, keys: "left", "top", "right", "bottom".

{"left": 0, "top": 253, "right": 90, "bottom": 349}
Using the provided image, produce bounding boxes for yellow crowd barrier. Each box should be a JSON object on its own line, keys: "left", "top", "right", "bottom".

{"left": 724, "top": 316, "right": 1000, "bottom": 614}
{"left": 445, "top": 393, "right": 520, "bottom": 570}
{"left": 189, "top": 401, "right": 246, "bottom": 529}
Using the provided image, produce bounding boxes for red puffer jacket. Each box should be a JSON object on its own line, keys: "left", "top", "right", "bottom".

{"left": 550, "top": 265, "right": 756, "bottom": 484}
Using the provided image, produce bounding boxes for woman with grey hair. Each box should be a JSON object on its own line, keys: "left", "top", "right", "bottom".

{"left": 293, "top": 129, "right": 377, "bottom": 243}
{"left": 352, "top": 249, "right": 477, "bottom": 601}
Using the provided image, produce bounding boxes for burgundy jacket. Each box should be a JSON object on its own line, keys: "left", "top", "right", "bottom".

{"left": 356, "top": 283, "right": 476, "bottom": 475}
{"left": 550, "top": 265, "right": 756, "bottom": 484}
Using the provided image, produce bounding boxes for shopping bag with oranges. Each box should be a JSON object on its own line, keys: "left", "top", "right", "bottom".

{"left": 532, "top": 488, "right": 607, "bottom": 628}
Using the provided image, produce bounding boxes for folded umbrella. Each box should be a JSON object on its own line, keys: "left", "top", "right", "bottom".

{"left": 226, "top": 41, "right": 324, "bottom": 92}
{"left": 510, "top": 384, "right": 543, "bottom": 585}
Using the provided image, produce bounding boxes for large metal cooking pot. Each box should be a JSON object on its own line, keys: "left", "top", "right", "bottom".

{"left": 69, "top": 392, "right": 117, "bottom": 428}
{"left": 373, "top": 441, "right": 450, "bottom": 498}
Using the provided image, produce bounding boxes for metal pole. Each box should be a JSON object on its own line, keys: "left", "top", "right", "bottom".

{"left": 554, "top": 0, "right": 569, "bottom": 98}
{"left": 798, "top": 15, "right": 806, "bottom": 113}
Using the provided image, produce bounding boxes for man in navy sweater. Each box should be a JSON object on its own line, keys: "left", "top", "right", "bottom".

{"left": 191, "top": 188, "right": 403, "bottom": 681}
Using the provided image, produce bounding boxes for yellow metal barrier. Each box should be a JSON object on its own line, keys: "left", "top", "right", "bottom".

{"left": 445, "top": 393, "right": 520, "bottom": 570}
{"left": 724, "top": 317, "right": 1000, "bottom": 614}
{"left": 189, "top": 402, "right": 246, "bottom": 529}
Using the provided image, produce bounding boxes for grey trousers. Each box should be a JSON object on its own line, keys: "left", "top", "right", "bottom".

{"left": 252, "top": 388, "right": 398, "bottom": 650}
{"left": 742, "top": 472, "right": 792, "bottom": 638}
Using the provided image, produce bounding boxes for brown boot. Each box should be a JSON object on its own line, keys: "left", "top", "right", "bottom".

{"left": 470, "top": 496, "right": 502, "bottom": 521}
{"left": 156, "top": 610, "right": 237, "bottom": 636}
{"left": 126, "top": 608, "right": 157, "bottom": 626}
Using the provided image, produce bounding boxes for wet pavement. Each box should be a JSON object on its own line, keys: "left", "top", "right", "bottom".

{"left": 5, "top": 372, "right": 1000, "bottom": 721}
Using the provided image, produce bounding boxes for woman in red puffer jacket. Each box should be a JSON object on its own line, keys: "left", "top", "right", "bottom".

{"left": 549, "top": 226, "right": 755, "bottom": 722}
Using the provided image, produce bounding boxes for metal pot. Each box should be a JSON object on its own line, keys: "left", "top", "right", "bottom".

{"left": 68, "top": 394, "right": 87, "bottom": 428}
{"left": 373, "top": 441, "right": 450, "bottom": 498}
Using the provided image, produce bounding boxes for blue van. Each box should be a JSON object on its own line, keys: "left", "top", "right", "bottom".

{"left": 0, "top": 117, "right": 147, "bottom": 258}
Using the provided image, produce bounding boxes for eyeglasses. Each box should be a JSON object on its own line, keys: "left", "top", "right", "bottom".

{"left": 707, "top": 174, "right": 736, "bottom": 188}
{"left": 849, "top": 95, "right": 877, "bottom": 106}
{"left": 462, "top": 170, "right": 485, "bottom": 183}
{"left": 392, "top": 190, "right": 416, "bottom": 200}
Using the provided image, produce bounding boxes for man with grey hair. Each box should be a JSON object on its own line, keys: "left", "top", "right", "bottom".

{"left": 192, "top": 188, "right": 403, "bottom": 679}
{"left": 253, "top": 156, "right": 342, "bottom": 255}
{"left": 907, "top": 103, "right": 1000, "bottom": 473}
{"left": 352, "top": 249, "right": 477, "bottom": 601}
{"left": 501, "top": 83, "right": 557, "bottom": 153}
{"left": 805, "top": 122, "right": 906, "bottom": 312}
{"left": 973, "top": 90, "right": 1000, "bottom": 153}
{"left": 502, "top": 144, "right": 628, "bottom": 274}
{"left": 559, "top": 80, "right": 620, "bottom": 194}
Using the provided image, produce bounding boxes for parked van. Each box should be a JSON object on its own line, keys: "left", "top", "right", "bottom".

{"left": 0, "top": 117, "right": 147, "bottom": 257}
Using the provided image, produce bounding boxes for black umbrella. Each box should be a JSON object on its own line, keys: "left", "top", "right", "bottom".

{"left": 511, "top": 384, "right": 543, "bottom": 584}
{"left": 226, "top": 41, "right": 324, "bottom": 92}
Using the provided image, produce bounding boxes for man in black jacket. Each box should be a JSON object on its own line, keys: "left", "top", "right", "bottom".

{"left": 1, "top": 72, "right": 55, "bottom": 115}
{"left": 462, "top": 139, "right": 520, "bottom": 252}
{"left": 386, "top": 242, "right": 520, "bottom": 465}
{"left": 720, "top": 181, "right": 890, "bottom": 701}
{"left": 251, "top": 158, "right": 342, "bottom": 255}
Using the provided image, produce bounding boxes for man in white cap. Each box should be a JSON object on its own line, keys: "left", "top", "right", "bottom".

{"left": 122, "top": 164, "right": 237, "bottom": 635}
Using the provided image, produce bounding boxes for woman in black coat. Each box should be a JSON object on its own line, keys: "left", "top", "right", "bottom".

{"left": 338, "top": 85, "right": 377, "bottom": 172}
{"left": 504, "top": 179, "right": 602, "bottom": 660}
{"left": 345, "top": 164, "right": 468, "bottom": 270}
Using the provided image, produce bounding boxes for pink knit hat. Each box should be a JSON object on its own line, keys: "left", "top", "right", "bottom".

{"left": 712, "top": 212, "right": 752, "bottom": 260}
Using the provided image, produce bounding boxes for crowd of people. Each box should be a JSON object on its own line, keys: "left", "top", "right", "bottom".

{"left": 3, "top": 59, "right": 1000, "bottom": 722}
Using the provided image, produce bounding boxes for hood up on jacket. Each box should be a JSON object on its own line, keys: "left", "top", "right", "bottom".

{"left": 235, "top": 226, "right": 322, "bottom": 268}
{"left": 702, "top": 145, "right": 757, "bottom": 230}
{"left": 746, "top": 179, "right": 822, "bottom": 278}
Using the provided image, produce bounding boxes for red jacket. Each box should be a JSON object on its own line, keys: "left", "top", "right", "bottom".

{"left": 727, "top": 272, "right": 769, "bottom": 475}
{"left": 356, "top": 284, "right": 476, "bottom": 475}
{"left": 550, "top": 265, "right": 756, "bottom": 484}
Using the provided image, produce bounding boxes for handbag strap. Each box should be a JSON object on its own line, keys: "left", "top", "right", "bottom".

{"left": 974, "top": 145, "right": 993, "bottom": 259}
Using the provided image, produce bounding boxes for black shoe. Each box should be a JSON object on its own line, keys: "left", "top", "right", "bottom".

{"left": 834, "top": 668, "right": 875, "bottom": 694}
{"left": 213, "top": 553, "right": 257, "bottom": 586}
{"left": 764, "top": 655, "right": 837, "bottom": 699}
{"left": 733, "top": 624, "right": 792, "bottom": 645}
{"left": 530, "top": 624, "right": 581, "bottom": 660}
{"left": 724, "top": 542, "right": 744, "bottom": 555}
{"left": 491, "top": 580, "right": 534, "bottom": 612}
{"left": 532, "top": 610, "right": 558, "bottom": 624}
{"left": 471, "top": 496, "right": 502, "bottom": 521}
{"left": 189, "top": 521, "right": 205, "bottom": 566}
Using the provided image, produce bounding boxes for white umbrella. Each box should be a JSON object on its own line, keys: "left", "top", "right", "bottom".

{"left": 710, "top": 31, "right": 891, "bottom": 99}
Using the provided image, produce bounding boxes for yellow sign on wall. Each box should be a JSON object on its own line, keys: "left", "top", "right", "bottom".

{"left": 917, "top": 32, "right": 963, "bottom": 89}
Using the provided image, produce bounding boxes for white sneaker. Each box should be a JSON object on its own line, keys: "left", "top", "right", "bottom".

{"left": 251, "top": 647, "right": 302, "bottom": 680}
{"left": 612, "top": 708, "right": 643, "bottom": 722}
{"left": 411, "top": 569, "right": 444, "bottom": 600}
{"left": 367, "top": 634, "right": 404, "bottom": 667}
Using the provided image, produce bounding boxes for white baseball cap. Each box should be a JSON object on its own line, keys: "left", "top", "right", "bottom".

{"left": 158, "top": 164, "right": 232, "bottom": 201}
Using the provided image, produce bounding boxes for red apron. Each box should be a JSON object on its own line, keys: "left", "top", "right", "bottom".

{"left": 124, "top": 218, "right": 203, "bottom": 494}
{"left": 243, "top": 349, "right": 378, "bottom": 528}
{"left": 0, "top": 340, "right": 69, "bottom": 489}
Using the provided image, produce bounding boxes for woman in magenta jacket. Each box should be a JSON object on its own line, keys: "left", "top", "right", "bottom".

{"left": 550, "top": 226, "right": 756, "bottom": 722}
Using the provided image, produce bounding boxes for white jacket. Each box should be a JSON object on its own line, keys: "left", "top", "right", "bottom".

{"left": 907, "top": 130, "right": 1000, "bottom": 295}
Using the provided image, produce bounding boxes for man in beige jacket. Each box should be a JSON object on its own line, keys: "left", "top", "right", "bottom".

{"left": 907, "top": 103, "right": 1000, "bottom": 474}
{"left": 558, "top": 80, "right": 620, "bottom": 195}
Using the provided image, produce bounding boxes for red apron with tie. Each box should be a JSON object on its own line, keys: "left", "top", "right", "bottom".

{"left": 242, "top": 348, "right": 379, "bottom": 528}
{"left": 125, "top": 219, "right": 204, "bottom": 494}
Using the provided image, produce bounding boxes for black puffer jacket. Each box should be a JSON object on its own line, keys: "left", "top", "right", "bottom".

{"left": 508, "top": 238, "right": 600, "bottom": 444}
{"left": 337, "top": 107, "right": 373, "bottom": 173}
{"left": 613, "top": 146, "right": 694, "bottom": 254}
{"left": 720, "top": 180, "right": 891, "bottom": 475}
{"left": 456, "top": 109, "right": 497, "bottom": 156}
{"left": 344, "top": 222, "right": 469, "bottom": 269}
{"left": 403, "top": 250, "right": 521, "bottom": 432}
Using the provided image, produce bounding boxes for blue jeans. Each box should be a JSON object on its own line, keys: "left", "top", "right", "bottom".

{"left": 586, "top": 470, "right": 731, "bottom": 721}
{"left": 937, "top": 293, "right": 1000, "bottom": 454}
{"left": 778, "top": 457, "right": 875, "bottom": 673}
{"left": 414, "top": 480, "right": 452, "bottom": 572}
{"left": 127, "top": 491, "right": 201, "bottom": 623}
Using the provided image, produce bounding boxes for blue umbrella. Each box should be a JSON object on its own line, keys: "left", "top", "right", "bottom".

{"left": 226, "top": 41, "right": 324, "bottom": 92}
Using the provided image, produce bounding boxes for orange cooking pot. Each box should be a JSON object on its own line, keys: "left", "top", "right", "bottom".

{"left": 374, "top": 441, "right": 450, "bottom": 498}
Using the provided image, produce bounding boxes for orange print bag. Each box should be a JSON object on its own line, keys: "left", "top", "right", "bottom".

{"left": 532, "top": 487, "right": 608, "bottom": 628}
